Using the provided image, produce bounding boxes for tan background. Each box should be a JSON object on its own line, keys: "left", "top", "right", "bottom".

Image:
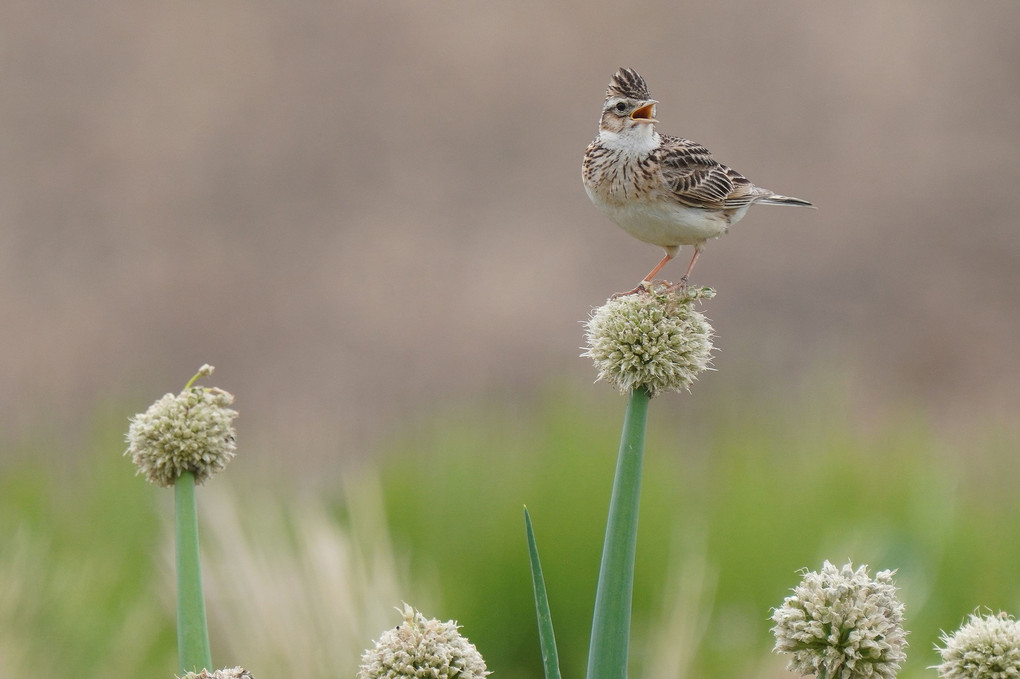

{"left": 3, "top": 1, "right": 1018, "bottom": 467}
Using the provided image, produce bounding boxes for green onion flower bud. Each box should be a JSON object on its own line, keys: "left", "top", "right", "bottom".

{"left": 179, "top": 669, "right": 253, "bottom": 679}
{"left": 125, "top": 367, "right": 238, "bottom": 487}
{"left": 771, "top": 560, "right": 907, "bottom": 679}
{"left": 935, "top": 611, "right": 1020, "bottom": 679}
{"left": 584, "top": 287, "right": 715, "bottom": 396}
{"left": 358, "top": 604, "right": 489, "bottom": 679}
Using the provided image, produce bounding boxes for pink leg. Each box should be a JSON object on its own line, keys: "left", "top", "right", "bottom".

{"left": 664, "top": 248, "right": 702, "bottom": 293}
{"left": 680, "top": 248, "right": 701, "bottom": 283}
{"left": 642, "top": 252, "right": 674, "bottom": 282}
{"left": 612, "top": 252, "right": 675, "bottom": 297}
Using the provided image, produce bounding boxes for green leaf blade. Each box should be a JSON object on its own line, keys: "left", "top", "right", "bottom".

{"left": 525, "top": 507, "right": 563, "bottom": 679}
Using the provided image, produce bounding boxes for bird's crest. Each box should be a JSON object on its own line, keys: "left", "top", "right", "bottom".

{"left": 606, "top": 68, "right": 651, "bottom": 100}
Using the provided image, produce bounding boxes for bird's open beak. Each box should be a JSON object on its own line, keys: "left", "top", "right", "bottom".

{"left": 630, "top": 101, "right": 658, "bottom": 123}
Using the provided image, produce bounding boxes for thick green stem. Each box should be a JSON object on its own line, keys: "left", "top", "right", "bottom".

{"left": 175, "top": 470, "right": 212, "bottom": 673}
{"left": 586, "top": 387, "right": 650, "bottom": 679}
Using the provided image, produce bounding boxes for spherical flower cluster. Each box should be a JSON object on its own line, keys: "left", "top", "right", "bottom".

{"left": 934, "top": 611, "right": 1020, "bottom": 679}
{"left": 126, "top": 378, "right": 238, "bottom": 488}
{"left": 583, "top": 286, "right": 715, "bottom": 396}
{"left": 358, "top": 604, "right": 489, "bottom": 679}
{"left": 771, "top": 561, "right": 907, "bottom": 679}
{"left": 180, "top": 669, "right": 253, "bottom": 679}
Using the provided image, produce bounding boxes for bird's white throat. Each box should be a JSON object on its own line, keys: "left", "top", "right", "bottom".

{"left": 598, "top": 125, "right": 660, "bottom": 155}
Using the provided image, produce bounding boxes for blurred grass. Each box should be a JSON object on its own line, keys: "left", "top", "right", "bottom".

{"left": 375, "top": 386, "right": 1020, "bottom": 679}
{"left": 2, "top": 384, "right": 1019, "bottom": 679}
{"left": 0, "top": 425, "right": 173, "bottom": 676}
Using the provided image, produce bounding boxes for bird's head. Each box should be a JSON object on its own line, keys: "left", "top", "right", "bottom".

{"left": 599, "top": 68, "right": 658, "bottom": 135}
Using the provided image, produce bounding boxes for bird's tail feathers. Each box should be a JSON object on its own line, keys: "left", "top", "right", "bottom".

{"left": 758, "top": 194, "right": 814, "bottom": 208}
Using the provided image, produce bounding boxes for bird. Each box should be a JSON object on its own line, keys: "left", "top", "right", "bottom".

{"left": 582, "top": 67, "right": 813, "bottom": 295}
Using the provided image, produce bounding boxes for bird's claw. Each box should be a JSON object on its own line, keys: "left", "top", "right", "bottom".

{"left": 611, "top": 279, "right": 654, "bottom": 299}
{"left": 662, "top": 275, "right": 690, "bottom": 294}
{"left": 611, "top": 277, "right": 692, "bottom": 299}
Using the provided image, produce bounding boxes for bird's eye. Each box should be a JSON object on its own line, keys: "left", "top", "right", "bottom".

{"left": 615, "top": 102, "right": 627, "bottom": 112}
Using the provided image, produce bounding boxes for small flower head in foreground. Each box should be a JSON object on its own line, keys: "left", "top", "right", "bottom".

{"left": 125, "top": 366, "right": 238, "bottom": 487}
{"left": 179, "top": 668, "right": 253, "bottom": 679}
{"left": 583, "top": 286, "right": 715, "bottom": 396}
{"left": 771, "top": 560, "right": 907, "bottom": 679}
{"left": 934, "top": 611, "right": 1020, "bottom": 679}
{"left": 358, "top": 603, "right": 489, "bottom": 679}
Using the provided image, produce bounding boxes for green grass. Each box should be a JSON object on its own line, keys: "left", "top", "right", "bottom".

{"left": 2, "top": 385, "right": 1019, "bottom": 679}
{"left": 375, "top": 387, "right": 1020, "bottom": 679}
{"left": 0, "top": 426, "right": 173, "bottom": 676}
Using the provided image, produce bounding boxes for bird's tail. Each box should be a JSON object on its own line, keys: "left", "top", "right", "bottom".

{"left": 757, "top": 193, "right": 814, "bottom": 208}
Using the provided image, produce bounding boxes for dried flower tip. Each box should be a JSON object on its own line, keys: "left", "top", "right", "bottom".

{"left": 179, "top": 668, "right": 253, "bottom": 679}
{"left": 358, "top": 604, "right": 489, "bottom": 679}
{"left": 934, "top": 611, "right": 1020, "bottom": 679}
{"left": 771, "top": 560, "right": 907, "bottom": 679}
{"left": 125, "top": 384, "right": 238, "bottom": 487}
{"left": 583, "top": 286, "right": 715, "bottom": 396}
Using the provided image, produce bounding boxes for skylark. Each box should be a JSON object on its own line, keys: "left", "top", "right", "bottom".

{"left": 582, "top": 67, "right": 813, "bottom": 294}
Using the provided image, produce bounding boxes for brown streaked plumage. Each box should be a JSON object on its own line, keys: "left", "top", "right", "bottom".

{"left": 583, "top": 67, "right": 813, "bottom": 294}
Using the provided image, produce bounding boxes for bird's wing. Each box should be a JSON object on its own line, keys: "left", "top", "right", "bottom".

{"left": 655, "top": 136, "right": 758, "bottom": 210}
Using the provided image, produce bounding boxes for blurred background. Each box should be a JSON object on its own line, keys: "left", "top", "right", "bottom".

{"left": 2, "top": 1, "right": 1019, "bottom": 678}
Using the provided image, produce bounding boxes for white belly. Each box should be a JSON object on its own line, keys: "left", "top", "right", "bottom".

{"left": 586, "top": 186, "right": 738, "bottom": 249}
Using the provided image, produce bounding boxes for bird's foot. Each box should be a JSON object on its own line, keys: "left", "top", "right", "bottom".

{"left": 611, "top": 279, "right": 655, "bottom": 299}
{"left": 611, "top": 278, "right": 690, "bottom": 298}
{"left": 663, "top": 275, "right": 690, "bottom": 294}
